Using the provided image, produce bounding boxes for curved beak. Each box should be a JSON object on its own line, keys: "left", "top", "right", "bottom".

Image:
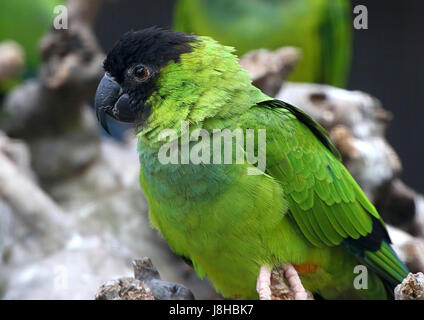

{"left": 95, "top": 73, "right": 143, "bottom": 135}
{"left": 94, "top": 73, "right": 122, "bottom": 135}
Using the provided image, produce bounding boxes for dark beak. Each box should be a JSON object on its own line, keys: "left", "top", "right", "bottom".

{"left": 94, "top": 73, "right": 137, "bottom": 135}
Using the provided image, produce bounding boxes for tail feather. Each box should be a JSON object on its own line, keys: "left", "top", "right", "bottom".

{"left": 342, "top": 215, "right": 409, "bottom": 298}
{"left": 363, "top": 241, "right": 409, "bottom": 288}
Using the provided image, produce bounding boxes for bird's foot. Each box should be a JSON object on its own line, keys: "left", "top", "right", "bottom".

{"left": 256, "top": 266, "right": 272, "bottom": 300}
{"left": 256, "top": 264, "right": 308, "bottom": 300}
{"left": 281, "top": 264, "right": 308, "bottom": 300}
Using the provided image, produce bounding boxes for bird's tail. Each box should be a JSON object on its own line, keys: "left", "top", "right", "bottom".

{"left": 362, "top": 241, "right": 409, "bottom": 298}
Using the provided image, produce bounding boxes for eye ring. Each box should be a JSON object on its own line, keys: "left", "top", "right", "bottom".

{"left": 133, "top": 65, "right": 149, "bottom": 80}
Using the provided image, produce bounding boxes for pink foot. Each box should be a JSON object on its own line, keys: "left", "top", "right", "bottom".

{"left": 282, "top": 264, "right": 308, "bottom": 300}
{"left": 256, "top": 266, "right": 272, "bottom": 300}
{"left": 256, "top": 264, "right": 308, "bottom": 300}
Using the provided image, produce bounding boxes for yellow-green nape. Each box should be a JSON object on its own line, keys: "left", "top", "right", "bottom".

{"left": 138, "top": 35, "right": 268, "bottom": 140}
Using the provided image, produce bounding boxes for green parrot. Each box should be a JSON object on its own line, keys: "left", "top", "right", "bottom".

{"left": 173, "top": 0, "right": 352, "bottom": 87}
{"left": 94, "top": 28, "right": 408, "bottom": 300}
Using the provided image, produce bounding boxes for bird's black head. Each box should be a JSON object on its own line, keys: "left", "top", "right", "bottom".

{"left": 95, "top": 27, "right": 196, "bottom": 134}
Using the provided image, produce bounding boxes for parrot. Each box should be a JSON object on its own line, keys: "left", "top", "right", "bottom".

{"left": 173, "top": 0, "right": 353, "bottom": 87}
{"left": 94, "top": 28, "right": 408, "bottom": 300}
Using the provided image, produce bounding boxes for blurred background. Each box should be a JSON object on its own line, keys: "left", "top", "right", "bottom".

{"left": 0, "top": 0, "right": 423, "bottom": 300}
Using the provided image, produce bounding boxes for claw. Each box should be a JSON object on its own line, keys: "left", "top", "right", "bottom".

{"left": 256, "top": 264, "right": 308, "bottom": 300}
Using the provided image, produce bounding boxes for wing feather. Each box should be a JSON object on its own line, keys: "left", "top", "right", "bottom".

{"left": 256, "top": 99, "right": 408, "bottom": 285}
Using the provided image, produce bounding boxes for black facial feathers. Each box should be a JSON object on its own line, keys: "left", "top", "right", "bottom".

{"left": 96, "top": 28, "right": 198, "bottom": 131}
{"left": 103, "top": 27, "right": 197, "bottom": 83}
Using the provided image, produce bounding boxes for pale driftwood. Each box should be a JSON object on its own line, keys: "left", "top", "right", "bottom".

{"left": 95, "top": 278, "right": 155, "bottom": 300}
{"left": 395, "top": 273, "right": 424, "bottom": 300}
{"left": 0, "top": 132, "right": 69, "bottom": 259}
{"left": 96, "top": 257, "right": 195, "bottom": 300}
{"left": 240, "top": 47, "right": 300, "bottom": 96}
{"left": 0, "top": 134, "right": 67, "bottom": 229}
{"left": 387, "top": 225, "right": 424, "bottom": 273}
{"left": 133, "top": 257, "right": 195, "bottom": 300}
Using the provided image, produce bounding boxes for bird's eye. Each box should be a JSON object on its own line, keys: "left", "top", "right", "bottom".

{"left": 133, "top": 65, "right": 149, "bottom": 80}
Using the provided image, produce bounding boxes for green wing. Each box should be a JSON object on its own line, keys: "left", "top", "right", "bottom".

{"left": 256, "top": 99, "right": 408, "bottom": 285}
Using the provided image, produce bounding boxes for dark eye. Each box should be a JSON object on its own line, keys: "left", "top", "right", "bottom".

{"left": 133, "top": 65, "right": 149, "bottom": 80}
